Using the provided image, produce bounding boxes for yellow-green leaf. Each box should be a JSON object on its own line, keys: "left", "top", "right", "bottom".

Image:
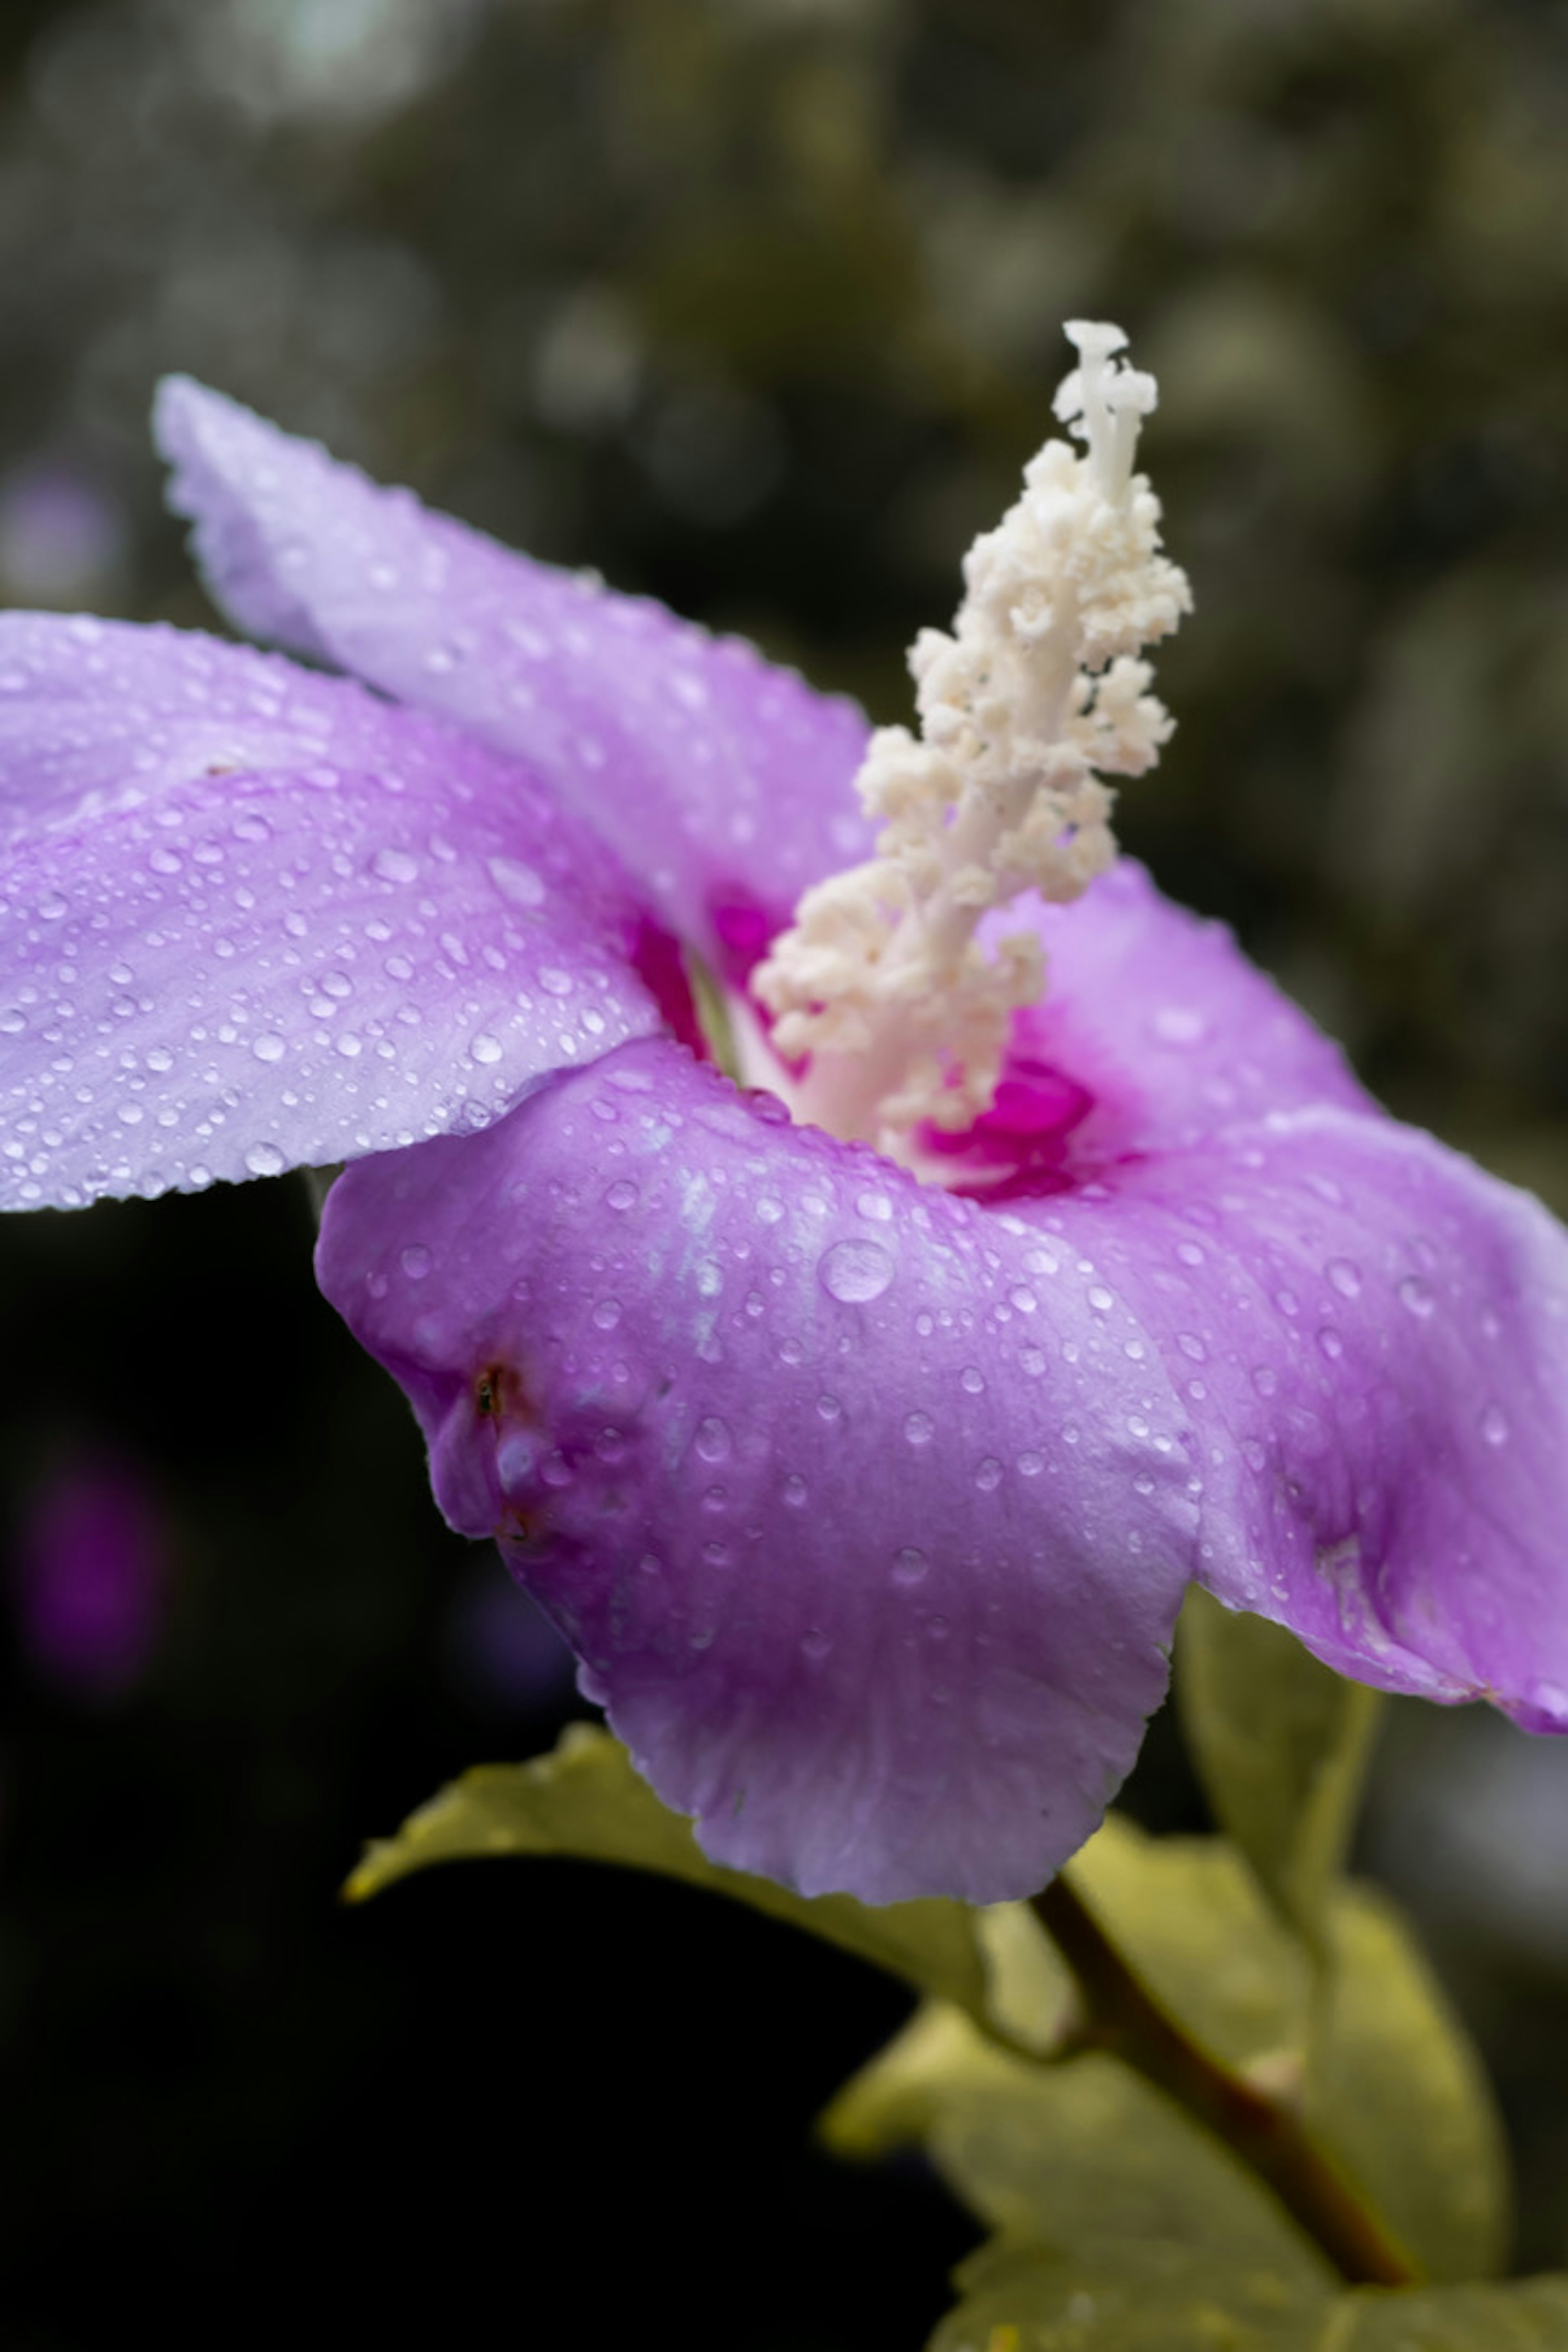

{"left": 1175, "top": 1586, "right": 1383, "bottom": 1944}
{"left": 345, "top": 1723, "right": 1073, "bottom": 2045}
{"left": 1306, "top": 1886, "right": 1509, "bottom": 2285}
{"left": 824, "top": 2005, "right": 1332, "bottom": 2290}
{"left": 930, "top": 2245, "right": 1568, "bottom": 2352}
{"left": 833, "top": 1820, "right": 1507, "bottom": 2290}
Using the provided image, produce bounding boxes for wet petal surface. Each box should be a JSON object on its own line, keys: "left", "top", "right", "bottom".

{"left": 0, "top": 615, "right": 653, "bottom": 1205}
{"left": 1099, "top": 1110, "right": 1568, "bottom": 1721}
{"left": 156, "top": 377, "right": 873, "bottom": 977}
{"left": 967, "top": 861, "right": 1370, "bottom": 1181}
{"left": 317, "top": 1038, "right": 1198, "bottom": 1906}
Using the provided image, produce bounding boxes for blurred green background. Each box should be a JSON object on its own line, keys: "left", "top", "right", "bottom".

{"left": 3, "top": 2, "right": 1568, "bottom": 2345}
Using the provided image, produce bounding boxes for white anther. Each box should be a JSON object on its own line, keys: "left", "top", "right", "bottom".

{"left": 752, "top": 321, "right": 1191, "bottom": 1159}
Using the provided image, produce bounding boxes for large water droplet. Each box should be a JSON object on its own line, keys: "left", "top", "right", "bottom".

{"left": 470, "top": 1032, "right": 503, "bottom": 1066}
{"left": 903, "top": 1410, "right": 934, "bottom": 1447}
{"left": 244, "top": 1141, "right": 287, "bottom": 1177}
{"left": 488, "top": 855, "right": 546, "bottom": 908}
{"left": 695, "top": 1416, "right": 732, "bottom": 1464}
{"left": 252, "top": 1033, "right": 287, "bottom": 1063}
{"left": 1151, "top": 1004, "right": 1207, "bottom": 1046}
{"left": 819, "top": 1237, "right": 894, "bottom": 1304}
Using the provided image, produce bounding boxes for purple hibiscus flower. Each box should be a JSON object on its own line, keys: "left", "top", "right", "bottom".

{"left": 3, "top": 345, "right": 1568, "bottom": 1908}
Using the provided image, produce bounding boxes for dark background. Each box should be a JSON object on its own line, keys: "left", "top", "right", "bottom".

{"left": 2, "top": 2, "right": 1568, "bottom": 2344}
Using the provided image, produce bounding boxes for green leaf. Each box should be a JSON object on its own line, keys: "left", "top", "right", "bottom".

{"left": 825, "top": 1978, "right": 1536, "bottom": 2349}
{"left": 824, "top": 2006, "right": 1333, "bottom": 2289}
{"left": 931, "top": 2236, "right": 1332, "bottom": 2350}
{"left": 345, "top": 1723, "right": 1073, "bottom": 2045}
{"left": 1070, "top": 1821, "right": 1506, "bottom": 2283}
{"left": 832, "top": 1821, "right": 1507, "bottom": 2290}
{"left": 1305, "top": 1886, "right": 1509, "bottom": 2286}
{"left": 1069, "top": 1813, "right": 1314, "bottom": 2073}
{"left": 1330, "top": 2278, "right": 1568, "bottom": 2348}
{"left": 1175, "top": 1585, "right": 1383, "bottom": 1944}
{"left": 930, "top": 2245, "right": 1568, "bottom": 2350}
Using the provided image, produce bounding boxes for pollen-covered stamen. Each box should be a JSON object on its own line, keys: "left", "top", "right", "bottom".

{"left": 751, "top": 320, "right": 1192, "bottom": 1159}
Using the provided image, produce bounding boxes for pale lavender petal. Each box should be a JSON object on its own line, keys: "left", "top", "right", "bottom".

{"left": 1098, "top": 1111, "right": 1568, "bottom": 1722}
{"left": 0, "top": 615, "right": 655, "bottom": 1207}
{"left": 947, "top": 862, "right": 1370, "bottom": 1190}
{"left": 1024, "top": 860, "right": 1370, "bottom": 1134}
{"left": 154, "top": 378, "right": 873, "bottom": 977}
{"left": 316, "top": 1039, "right": 1199, "bottom": 1906}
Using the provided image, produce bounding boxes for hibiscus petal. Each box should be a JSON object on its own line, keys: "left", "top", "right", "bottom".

{"left": 1099, "top": 1109, "right": 1568, "bottom": 1723}
{"left": 315, "top": 1038, "right": 1200, "bottom": 1906}
{"left": 154, "top": 378, "right": 873, "bottom": 978}
{"left": 0, "top": 615, "right": 655, "bottom": 1206}
{"left": 1002, "top": 860, "right": 1372, "bottom": 1161}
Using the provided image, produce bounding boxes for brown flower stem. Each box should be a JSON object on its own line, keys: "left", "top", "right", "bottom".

{"left": 1031, "top": 1871, "right": 1419, "bottom": 2289}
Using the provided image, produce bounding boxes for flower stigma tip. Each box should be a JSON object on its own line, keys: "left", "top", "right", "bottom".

{"left": 750, "top": 320, "right": 1192, "bottom": 1165}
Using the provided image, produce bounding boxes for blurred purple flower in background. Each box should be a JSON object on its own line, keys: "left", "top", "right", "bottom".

{"left": 13, "top": 1449, "right": 169, "bottom": 1702}
{"left": 2, "top": 379, "right": 1568, "bottom": 1903}
{"left": 0, "top": 463, "right": 126, "bottom": 612}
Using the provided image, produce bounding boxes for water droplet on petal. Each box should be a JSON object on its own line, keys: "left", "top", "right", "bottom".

{"left": 488, "top": 856, "right": 546, "bottom": 908}
{"left": 251, "top": 1032, "right": 287, "bottom": 1063}
{"left": 695, "top": 1416, "right": 731, "bottom": 1464}
{"left": 400, "top": 1244, "right": 432, "bottom": 1280}
{"left": 244, "top": 1141, "right": 287, "bottom": 1177}
{"left": 470, "top": 1032, "right": 503, "bottom": 1066}
{"left": 903, "top": 1410, "right": 934, "bottom": 1447}
{"left": 605, "top": 1179, "right": 638, "bottom": 1211}
{"left": 1398, "top": 1275, "right": 1435, "bottom": 1318}
{"left": 819, "top": 1237, "right": 894, "bottom": 1304}
{"left": 891, "top": 1547, "right": 929, "bottom": 1588}
{"left": 1152, "top": 1005, "right": 1207, "bottom": 1045}
{"left": 1327, "top": 1258, "right": 1362, "bottom": 1299}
